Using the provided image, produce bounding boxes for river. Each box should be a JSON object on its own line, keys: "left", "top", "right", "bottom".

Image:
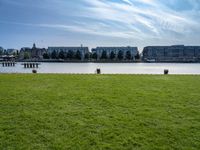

{"left": 1, "top": 62, "right": 200, "bottom": 74}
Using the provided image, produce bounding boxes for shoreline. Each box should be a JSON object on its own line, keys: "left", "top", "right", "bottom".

{"left": 1, "top": 72, "right": 200, "bottom": 75}
{"left": 15, "top": 60, "right": 200, "bottom": 63}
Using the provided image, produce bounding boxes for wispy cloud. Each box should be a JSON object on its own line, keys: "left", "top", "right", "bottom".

{"left": 77, "top": 0, "right": 200, "bottom": 39}
{"left": 0, "top": 0, "right": 200, "bottom": 49}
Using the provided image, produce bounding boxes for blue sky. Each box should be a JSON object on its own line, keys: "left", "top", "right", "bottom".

{"left": 0, "top": 0, "right": 200, "bottom": 51}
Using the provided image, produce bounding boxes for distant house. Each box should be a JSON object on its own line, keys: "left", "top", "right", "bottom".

{"left": 0, "top": 55, "right": 15, "bottom": 61}
{"left": 0, "top": 48, "right": 18, "bottom": 61}
{"left": 7, "top": 49, "right": 19, "bottom": 55}
{"left": 20, "top": 43, "right": 46, "bottom": 60}
{"left": 92, "top": 46, "right": 139, "bottom": 61}
{"left": 142, "top": 45, "right": 200, "bottom": 62}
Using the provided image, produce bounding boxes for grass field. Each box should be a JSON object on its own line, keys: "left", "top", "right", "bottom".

{"left": 0, "top": 74, "right": 200, "bottom": 150}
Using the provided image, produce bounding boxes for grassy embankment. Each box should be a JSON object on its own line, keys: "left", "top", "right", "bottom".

{"left": 0, "top": 74, "right": 200, "bottom": 150}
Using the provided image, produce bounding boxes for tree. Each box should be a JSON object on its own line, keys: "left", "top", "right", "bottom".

{"left": 92, "top": 52, "right": 97, "bottom": 60}
{"left": 43, "top": 53, "right": 50, "bottom": 59}
{"left": 110, "top": 51, "right": 115, "bottom": 60}
{"left": 59, "top": 51, "right": 65, "bottom": 59}
{"left": 13, "top": 52, "right": 16, "bottom": 56}
{"left": 67, "top": 50, "right": 74, "bottom": 60}
{"left": 0, "top": 50, "right": 2, "bottom": 56}
{"left": 84, "top": 53, "right": 90, "bottom": 60}
{"left": 118, "top": 50, "right": 124, "bottom": 60}
{"left": 24, "top": 52, "right": 30, "bottom": 59}
{"left": 51, "top": 50, "right": 57, "bottom": 59}
{"left": 101, "top": 50, "right": 107, "bottom": 59}
{"left": 75, "top": 50, "right": 82, "bottom": 60}
{"left": 126, "top": 51, "right": 132, "bottom": 60}
{"left": 135, "top": 52, "right": 140, "bottom": 60}
{"left": 0, "top": 47, "right": 3, "bottom": 56}
{"left": 4, "top": 50, "right": 8, "bottom": 55}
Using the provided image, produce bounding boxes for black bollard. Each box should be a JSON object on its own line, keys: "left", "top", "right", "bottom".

{"left": 96, "top": 68, "right": 101, "bottom": 74}
{"left": 164, "top": 69, "right": 169, "bottom": 75}
{"left": 32, "top": 69, "right": 37, "bottom": 73}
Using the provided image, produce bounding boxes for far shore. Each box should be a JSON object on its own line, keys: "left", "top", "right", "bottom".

{"left": 14, "top": 59, "right": 200, "bottom": 63}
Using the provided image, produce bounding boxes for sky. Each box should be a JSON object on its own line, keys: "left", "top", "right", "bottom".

{"left": 0, "top": 0, "right": 200, "bottom": 51}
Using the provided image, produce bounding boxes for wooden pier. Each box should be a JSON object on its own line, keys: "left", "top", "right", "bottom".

{"left": 1, "top": 61, "right": 16, "bottom": 67}
{"left": 22, "top": 63, "right": 40, "bottom": 68}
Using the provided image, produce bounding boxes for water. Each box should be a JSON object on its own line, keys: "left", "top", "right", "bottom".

{"left": 1, "top": 62, "right": 200, "bottom": 74}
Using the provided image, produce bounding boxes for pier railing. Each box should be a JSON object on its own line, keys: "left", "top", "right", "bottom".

{"left": 1, "top": 61, "right": 16, "bottom": 67}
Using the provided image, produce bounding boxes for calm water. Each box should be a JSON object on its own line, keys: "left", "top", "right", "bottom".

{"left": 1, "top": 62, "right": 200, "bottom": 74}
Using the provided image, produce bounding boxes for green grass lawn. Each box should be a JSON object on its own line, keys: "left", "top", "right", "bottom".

{"left": 0, "top": 74, "right": 200, "bottom": 150}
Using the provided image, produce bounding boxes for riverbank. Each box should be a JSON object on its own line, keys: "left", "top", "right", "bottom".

{"left": 0, "top": 75, "right": 200, "bottom": 149}
{"left": 15, "top": 59, "right": 200, "bottom": 63}
{"left": 16, "top": 59, "right": 142, "bottom": 63}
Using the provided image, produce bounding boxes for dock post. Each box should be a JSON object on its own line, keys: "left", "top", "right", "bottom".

{"left": 27, "top": 63, "right": 29, "bottom": 68}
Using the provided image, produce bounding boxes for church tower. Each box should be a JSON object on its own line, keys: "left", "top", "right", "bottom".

{"left": 33, "top": 43, "right": 36, "bottom": 49}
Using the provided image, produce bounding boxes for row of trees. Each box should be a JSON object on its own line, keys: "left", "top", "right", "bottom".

{"left": 92, "top": 50, "right": 140, "bottom": 60}
{"left": 43, "top": 50, "right": 87, "bottom": 60}
{"left": 43, "top": 50, "right": 140, "bottom": 61}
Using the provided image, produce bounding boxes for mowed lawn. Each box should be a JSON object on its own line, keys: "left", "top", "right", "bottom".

{"left": 0, "top": 74, "right": 200, "bottom": 150}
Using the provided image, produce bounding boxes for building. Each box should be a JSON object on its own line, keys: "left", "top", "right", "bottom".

{"left": 31, "top": 43, "right": 46, "bottom": 59}
{"left": 20, "top": 43, "right": 46, "bottom": 60}
{"left": 47, "top": 46, "right": 90, "bottom": 60}
{"left": 0, "top": 47, "right": 4, "bottom": 56}
{"left": 7, "top": 49, "right": 19, "bottom": 55}
{"left": 142, "top": 45, "right": 200, "bottom": 62}
{"left": 92, "top": 46, "right": 139, "bottom": 61}
{"left": 0, "top": 55, "right": 15, "bottom": 61}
